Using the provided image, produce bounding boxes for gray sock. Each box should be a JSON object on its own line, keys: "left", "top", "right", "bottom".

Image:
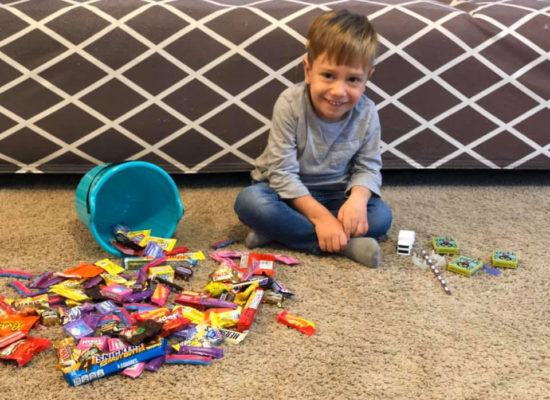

{"left": 342, "top": 237, "right": 381, "bottom": 268}
{"left": 245, "top": 230, "right": 271, "bottom": 249}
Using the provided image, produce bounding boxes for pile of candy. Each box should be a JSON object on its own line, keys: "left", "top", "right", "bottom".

{"left": 0, "top": 227, "right": 316, "bottom": 386}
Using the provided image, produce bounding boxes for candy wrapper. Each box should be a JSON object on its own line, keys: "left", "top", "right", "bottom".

{"left": 239, "top": 253, "right": 275, "bottom": 276}
{"left": 76, "top": 336, "right": 108, "bottom": 352}
{"left": 274, "top": 254, "right": 300, "bottom": 265}
{"left": 63, "top": 338, "right": 167, "bottom": 386}
{"left": 0, "top": 314, "right": 39, "bottom": 340}
{"left": 100, "top": 284, "right": 132, "bottom": 302}
{"left": 64, "top": 319, "right": 94, "bottom": 341}
{"left": 13, "top": 294, "right": 50, "bottom": 314}
{"left": 57, "top": 263, "right": 105, "bottom": 279}
{"left": 122, "top": 361, "right": 145, "bottom": 378}
{"left": 95, "top": 259, "right": 125, "bottom": 275}
{"left": 165, "top": 354, "right": 212, "bottom": 365}
{"left": 145, "top": 355, "right": 165, "bottom": 372}
{"left": 0, "top": 337, "right": 51, "bottom": 367}
{"left": 211, "top": 239, "right": 237, "bottom": 249}
{"left": 276, "top": 310, "right": 316, "bottom": 336}
{"left": 150, "top": 284, "right": 170, "bottom": 307}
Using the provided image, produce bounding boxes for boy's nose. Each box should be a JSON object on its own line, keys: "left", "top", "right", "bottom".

{"left": 330, "top": 81, "right": 346, "bottom": 97}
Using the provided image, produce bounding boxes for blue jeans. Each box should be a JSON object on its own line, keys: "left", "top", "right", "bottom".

{"left": 234, "top": 182, "right": 392, "bottom": 254}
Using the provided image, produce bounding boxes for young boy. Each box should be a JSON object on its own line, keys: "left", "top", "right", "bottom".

{"left": 234, "top": 9, "right": 392, "bottom": 268}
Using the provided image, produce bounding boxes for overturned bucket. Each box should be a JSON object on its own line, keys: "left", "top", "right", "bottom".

{"left": 75, "top": 161, "right": 183, "bottom": 256}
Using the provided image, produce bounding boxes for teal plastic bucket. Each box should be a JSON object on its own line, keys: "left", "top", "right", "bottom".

{"left": 75, "top": 161, "right": 183, "bottom": 256}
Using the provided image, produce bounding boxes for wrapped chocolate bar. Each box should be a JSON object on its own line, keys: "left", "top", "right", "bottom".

{"left": 63, "top": 338, "right": 167, "bottom": 386}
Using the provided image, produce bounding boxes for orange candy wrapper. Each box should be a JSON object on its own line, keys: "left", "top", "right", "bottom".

{"left": 0, "top": 314, "right": 39, "bottom": 338}
{"left": 57, "top": 262, "right": 105, "bottom": 279}
{"left": 276, "top": 310, "right": 316, "bottom": 336}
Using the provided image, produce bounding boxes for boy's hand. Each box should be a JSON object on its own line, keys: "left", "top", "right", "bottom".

{"left": 338, "top": 186, "right": 371, "bottom": 238}
{"left": 290, "top": 195, "right": 348, "bottom": 253}
{"left": 313, "top": 214, "right": 348, "bottom": 253}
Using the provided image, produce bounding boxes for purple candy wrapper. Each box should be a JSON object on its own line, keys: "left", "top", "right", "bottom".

{"left": 176, "top": 345, "right": 224, "bottom": 359}
{"left": 64, "top": 319, "right": 94, "bottom": 340}
{"left": 126, "top": 290, "right": 153, "bottom": 303}
{"left": 145, "top": 355, "right": 165, "bottom": 372}
{"left": 143, "top": 241, "right": 164, "bottom": 259}
{"left": 95, "top": 300, "right": 118, "bottom": 315}
{"left": 36, "top": 276, "right": 64, "bottom": 289}
{"left": 170, "top": 324, "right": 197, "bottom": 340}
{"left": 83, "top": 275, "right": 103, "bottom": 289}
{"left": 82, "top": 313, "right": 102, "bottom": 330}
{"left": 28, "top": 271, "right": 53, "bottom": 288}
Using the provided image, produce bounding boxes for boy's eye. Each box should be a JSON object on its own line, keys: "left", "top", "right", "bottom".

{"left": 348, "top": 77, "right": 361, "bottom": 83}
{"left": 322, "top": 73, "right": 333, "bottom": 79}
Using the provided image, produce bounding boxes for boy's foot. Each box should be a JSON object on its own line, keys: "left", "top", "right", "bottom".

{"left": 342, "top": 237, "right": 381, "bottom": 268}
{"left": 245, "top": 230, "right": 271, "bottom": 249}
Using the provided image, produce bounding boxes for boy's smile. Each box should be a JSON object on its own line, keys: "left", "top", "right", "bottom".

{"left": 304, "top": 53, "right": 373, "bottom": 123}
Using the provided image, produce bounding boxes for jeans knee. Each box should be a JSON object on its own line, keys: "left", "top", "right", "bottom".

{"left": 234, "top": 183, "right": 276, "bottom": 221}
{"left": 368, "top": 200, "right": 393, "bottom": 237}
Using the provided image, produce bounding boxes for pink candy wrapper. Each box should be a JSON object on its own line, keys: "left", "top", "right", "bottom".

{"left": 274, "top": 254, "right": 300, "bottom": 265}
{"left": 76, "top": 336, "right": 108, "bottom": 352}
{"left": 122, "top": 361, "right": 145, "bottom": 378}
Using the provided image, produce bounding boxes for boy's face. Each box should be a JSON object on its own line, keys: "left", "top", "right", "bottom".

{"left": 304, "top": 52, "right": 373, "bottom": 123}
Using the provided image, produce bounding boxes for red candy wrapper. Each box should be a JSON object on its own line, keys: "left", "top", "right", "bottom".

{"left": 276, "top": 310, "right": 316, "bottom": 336}
{"left": 238, "top": 253, "right": 275, "bottom": 276}
{"left": 0, "top": 337, "right": 51, "bottom": 366}
{"left": 237, "top": 288, "right": 264, "bottom": 332}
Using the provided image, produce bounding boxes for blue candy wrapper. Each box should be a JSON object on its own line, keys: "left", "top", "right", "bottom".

{"left": 63, "top": 338, "right": 167, "bottom": 386}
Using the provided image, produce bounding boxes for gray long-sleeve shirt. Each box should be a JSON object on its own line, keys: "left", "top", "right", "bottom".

{"left": 251, "top": 82, "right": 382, "bottom": 199}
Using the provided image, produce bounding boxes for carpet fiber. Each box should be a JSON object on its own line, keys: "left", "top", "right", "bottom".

{"left": 0, "top": 171, "right": 548, "bottom": 400}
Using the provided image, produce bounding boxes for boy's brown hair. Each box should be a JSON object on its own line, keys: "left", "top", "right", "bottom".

{"left": 305, "top": 9, "right": 378, "bottom": 69}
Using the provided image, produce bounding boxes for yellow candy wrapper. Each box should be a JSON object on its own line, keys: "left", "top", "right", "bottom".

{"left": 203, "top": 282, "right": 233, "bottom": 297}
{"left": 148, "top": 265, "right": 175, "bottom": 282}
{"left": 95, "top": 259, "right": 125, "bottom": 275}
{"left": 49, "top": 286, "right": 89, "bottom": 302}
{"left": 127, "top": 230, "right": 152, "bottom": 246}
{"left": 172, "top": 305, "right": 205, "bottom": 324}
{"left": 233, "top": 282, "right": 259, "bottom": 305}
{"left": 145, "top": 237, "right": 176, "bottom": 251}
{"left": 101, "top": 273, "right": 129, "bottom": 286}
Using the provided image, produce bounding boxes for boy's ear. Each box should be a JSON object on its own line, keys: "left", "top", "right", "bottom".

{"left": 368, "top": 67, "right": 375, "bottom": 80}
{"left": 303, "top": 56, "right": 311, "bottom": 85}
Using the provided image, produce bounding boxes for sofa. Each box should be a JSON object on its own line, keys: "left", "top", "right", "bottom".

{"left": 0, "top": 0, "right": 548, "bottom": 174}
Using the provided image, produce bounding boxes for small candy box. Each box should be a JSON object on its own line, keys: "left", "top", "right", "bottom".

{"left": 432, "top": 237, "right": 460, "bottom": 254}
{"left": 447, "top": 256, "right": 484, "bottom": 277}
{"left": 100, "top": 284, "right": 132, "bottom": 302}
{"left": 492, "top": 250, "right": 518, "bottom": 268}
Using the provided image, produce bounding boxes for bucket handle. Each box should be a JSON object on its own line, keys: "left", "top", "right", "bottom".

{"left": 85, "top": 162, "right": 124, "bottom": 214}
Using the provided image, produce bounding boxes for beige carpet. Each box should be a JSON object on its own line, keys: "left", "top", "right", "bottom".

{"left": 0, "top": 171, "right": 548, "bottom": 400}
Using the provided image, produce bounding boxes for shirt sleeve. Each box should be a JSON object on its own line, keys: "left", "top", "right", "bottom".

{"left": 346, "top": 106, "right": 383, "bottom": 197}
{"left": 264, "top": 94, "right": 310, "bottom": 199}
